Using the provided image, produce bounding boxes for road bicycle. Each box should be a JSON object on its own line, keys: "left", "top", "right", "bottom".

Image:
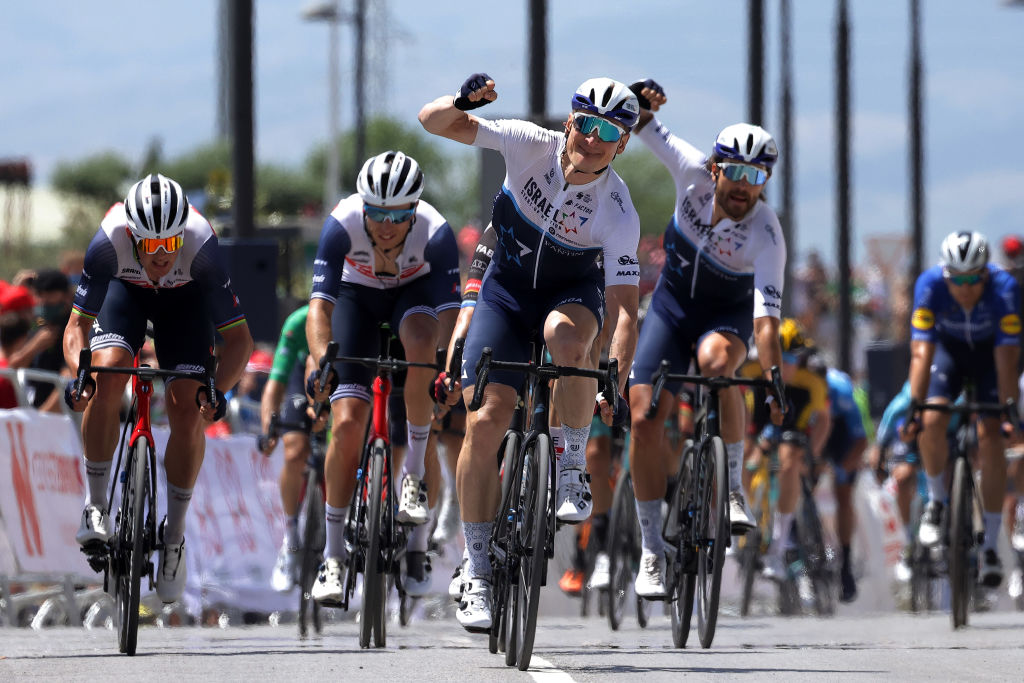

{"left": 260, "top": 409, "right": 328, "bottom": 638}
{"left": 647, "top": 360, "right": 782, "bottom": 648}
{"left": 323, "top": 333, "right": 439, "bottom": 648}
{"left": 911, "top": 399, "right": 1011, "bottom": 629}
{"left": 468, "top": 344, "right": 617, "bottom": 671}
{"left": 74, "top": 348, "right": 216, "bottom": 656}
{"left": 606, "top": 464, "right": 649, "bottom": 631}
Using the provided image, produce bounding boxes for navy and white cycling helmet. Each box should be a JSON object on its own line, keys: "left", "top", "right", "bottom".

{"left": 124, "top": 173, "right": 190, "bottom": 240}
{"left": 570, "top": 78, "right": 640, "bottom": 131}
{"left": 356, "top": 151, "right": 424, "bottom": 207}
{"left": 712, "top": 123, "right": 779, "bottom": 169}
{"left": 940, "top": 230, "right": 989, "bottom": 272}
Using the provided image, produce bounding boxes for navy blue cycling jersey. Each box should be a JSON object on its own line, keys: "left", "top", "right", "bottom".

{"left": 910, "top": 263, "right": 1021, "bottom": 347}
{"left": 826, "top": 367, "right": 866, "bottom": 440}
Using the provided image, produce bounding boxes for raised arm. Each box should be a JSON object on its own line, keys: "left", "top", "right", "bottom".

{"left": 418, "top": 73, "right": 497, "bottom": 145}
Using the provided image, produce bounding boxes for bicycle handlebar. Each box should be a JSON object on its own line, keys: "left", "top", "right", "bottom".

{"left": 75, "top": 347, "right": 219, "bottom": 410}
{"left": 645, "top": 360, "right": 784, "bottom": 420}
{"left": 310, "top": 341, "right": 339, "bottom": 418}
{"left": 467, "top": 346, "right": 618, "bottom": 413}
{"left": 448, "top": 337, "right": 465, "bottom": 388}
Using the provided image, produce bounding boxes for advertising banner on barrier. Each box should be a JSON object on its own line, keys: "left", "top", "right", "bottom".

{"left": 0, "top": 410, "right": 93, "bottom": 576}
{"left": 0, "top": 410, "right": 297, "bottom": 616}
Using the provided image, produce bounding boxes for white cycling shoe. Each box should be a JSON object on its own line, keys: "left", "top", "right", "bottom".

{"left": 634, "top": 551, "right": 667, "bottom": 599}
{"left": 156, "top": 520, "right": 187, "bottom": 604}
{"left": 397, "top": 473, "right": 429, "bottom": 525}
{"left": 589, "top": 552, "right": 611, "bottom": 590}
{"left": 271, "top": 542, "right": 300, "bottom": 592}
{"left": 457, "top": 577, "right": 492, "bottom": 633}
{"left": 728, "top": 491, "right": 757, "bottom": 534}
{"left": 555, "top": 466, "right": 593, "bottom": 524}
{"left": 311, "top": 556, "right": 346, "bottom": 607}
{"left": 76, "top": 504, "right": 112, "bottom": 546}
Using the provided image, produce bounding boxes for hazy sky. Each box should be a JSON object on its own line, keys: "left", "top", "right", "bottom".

{"left": 3, "top": 1, "right": 1023, "bottom": 267}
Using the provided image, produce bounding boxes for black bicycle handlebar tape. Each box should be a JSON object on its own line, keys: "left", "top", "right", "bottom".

{"left": 604, "top": 358, "right": 619, "bottom": 407}
{"left": 469, "top": 347, "right": 493, "bottom": 411}
{"left": 645, "top": 360, "right": 671, "bottom": 419}
{"left": 449, "top": 337, "right": 465, "bottom": 389}
{"left": 311, "top": 340, "right": 339, "bottom": 418}
{"left": 769, "top": 365, "right": 785, "bottom": 411}
{"left": 74, "top": 348, "right": 93, "bottom": 400}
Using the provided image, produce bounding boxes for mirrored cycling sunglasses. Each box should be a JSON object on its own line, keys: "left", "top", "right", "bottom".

{"left": 718, "top": 162, "right": 769, "bottom": 186}
{"left": 572, "top": 113, "right": 625, "bottom": 142}
{"left": 136, "top": 234, "right": 183, "bottom": 255}
{"left": 364, "top": 206, "right": 416, "bottom": 223}
{"left": 943, "top": 269, "right": 985, "bottom": 286}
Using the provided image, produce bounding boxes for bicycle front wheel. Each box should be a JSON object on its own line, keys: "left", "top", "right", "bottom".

{"left": 696, "top": 436, "right": 728, "bottom": 648}
{"left": 514, "top": 433, "right": 550, "bottom": 671}
{"left": 949, "top": 456, "right": 973, "bottom": 629}
{"left": 116, "top": 436, "right": 149, "bottom": 656}
{"left": 360, "top": 439, "right": 387, "bottom": 648}
{"left": 796, "top": 478, "right": 836, "bottom": 617}
{"left": 606, "top": 471, "right": 636, "bottom": 631}
{"left": 298, "top": 467, "right": 325, "bottom": 637}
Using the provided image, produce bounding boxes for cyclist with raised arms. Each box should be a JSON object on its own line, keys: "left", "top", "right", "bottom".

{"left": 903, "top": 230, "right": 1020, "bottom": 588}
{"left": 306, "top": 151, "right": 461, "bottom": 605}
{"left": 258, "top": 303, "right": 316, "bottom": 591}
{"left": 419, "top": 73, "right": 640, "bottom": 632}
{"left": 625, "top": 79, "right": 786, "bottom": 599}
{"left": 64, "top": 173, "right": 253, "bottom": 604}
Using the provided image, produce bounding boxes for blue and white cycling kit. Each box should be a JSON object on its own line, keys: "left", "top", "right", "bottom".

{"left": 824, "top": 368, "right": 867, "bottom": 480}
{"left": 310, "top": 194, "right": 460, "bottom": 400}
{"left": 462, "top": 118, "right": 640, "bottom": 388}
{"left": 629, "top": 117, "right": 786, "bottom": 391}
{"left": 73, "top": 203, "right": 246, "bottom": 372}
{"left": 910, "top": 263, "right": 1021, "bottom": 402}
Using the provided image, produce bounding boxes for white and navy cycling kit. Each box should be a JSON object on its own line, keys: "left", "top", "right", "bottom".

{"left": 310, "top": 194, "right": 460, "bottom": 399}
{"left": 462, "top": 118, "right": 640, "bottom": 388}
{"left": 72, "top": 203, "right": 246, "bottom": 373}
{"left": 628, "top": 117, "right": 786, "bottom": 392}
{"left": 910, "top": 263, "right": 1021, "bottom": 402}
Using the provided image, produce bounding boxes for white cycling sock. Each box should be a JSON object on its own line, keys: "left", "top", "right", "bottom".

{"left": 83, "top": 457, "right": 112, "bottom": 508}
{"left": 163, "top": 483, "right": 193, "bottom": 545}
{"left": 772, "top": 511, "right": 794, "bottom": 556}
{"left": 635, "top": 498, "right": 664, "bottom": 556}
{"left": 285, "top": 515, "right": 300, "bottom": 550}
{"left": 726, "top": 441, "right": 744, "bottom": 492}
{"left": 925, "top": 473, "right": 945, "bottom": 503}
{"left": 404, "top": 422, "right": 431, "bottom": 477}
{"left": 324, "top": 503, "right": 348, "bottom": 561}
{"left": 561, "top": 423, "right": 590, "bottom": 470}
{"left": 983, "top": 511, "right": 1002, "bottom": 552}
{"left": 408, "top": 505, "right": 436, "bottom": 553}
{"left": 463, "top": 521, "right": 493, "bottom": 579}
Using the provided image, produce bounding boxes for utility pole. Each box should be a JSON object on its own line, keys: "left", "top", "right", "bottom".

{"left": 528, "top": 0, "right": 547, "bottom": 119}
{"left": 836, "top": 0, "right": 852, "bottom": 373}
{"left": 747, "top": 0, "right": 765, "bottom": 125}
{"left": 228, "top": 0, "right": 254, "bottom": 238}
{"left": 354, "top": 0, "right": 367, "bottom": 174}
{"left": 779, "top": 0, "right": 795, "bottom": 315}
{"left": 909, "top": 0, "right": 925, "bottom": 283}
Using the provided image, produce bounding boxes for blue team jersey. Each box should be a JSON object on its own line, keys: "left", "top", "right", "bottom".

{"left": 826, "top": 367, "right": 867, "bottom": 439}
{"left": 910, "top": 263, "right": 1021, "bottom": 347}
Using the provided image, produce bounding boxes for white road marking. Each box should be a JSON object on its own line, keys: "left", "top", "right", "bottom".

{"left": 528, "top": 655, "right": 576, "bottom": 683}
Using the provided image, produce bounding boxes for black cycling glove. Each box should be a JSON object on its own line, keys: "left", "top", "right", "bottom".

{"left": 454, "top": 73, "right": 493, "bottom": 111}
{"left": 628, "top": 78, "right": 664, "bottom": 111}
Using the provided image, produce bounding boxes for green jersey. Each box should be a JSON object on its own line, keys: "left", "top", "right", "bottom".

{"left": 270, "top": 305, "right": 309, "bottom": 383}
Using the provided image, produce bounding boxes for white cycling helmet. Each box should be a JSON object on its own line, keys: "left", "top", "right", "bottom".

{"left": 124, "top": 173, "right": 190, "bottom": 240}
{"left": 356, "top": 151, "right": 424, "bottom": 207}
{"left": 712, "top": 123, "right": 779, "bottom": 169}
{"left": 570, "top": 77, "right": 639, "bottom": 131}
{"left": 940, "top": 230, "right": 989, "bottom": 272}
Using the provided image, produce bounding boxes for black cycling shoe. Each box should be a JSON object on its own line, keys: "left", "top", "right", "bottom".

{"left": 840, "top": 563, "right": 857, "bottom": 603}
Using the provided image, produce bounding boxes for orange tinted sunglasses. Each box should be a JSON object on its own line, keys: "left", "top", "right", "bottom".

{"left": 136, "top": 234, "right": 183, "bottom": 255}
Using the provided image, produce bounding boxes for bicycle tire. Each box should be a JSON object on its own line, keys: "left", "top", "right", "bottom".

{"left": 514, "top": 433, "right": 550, "bottom": 671}
{"left": 796, "top": 483, "right": 836, "bottom": 617}
{"left": 360, "top": 440, "right": 386, "bottom": 648}
{"left": 298, "top": 467, "right": 325, "bottom": 637}
{"left": 504, "top": 580, "right": 519, "bottom": 666}
{"left": 669, "top": 442, "right": 696, "bottom": 647}
{"left": 695, "top": 436, "right": 728, "bottom": 648}
{"left": 606, "top": 471, "right": 635, "bottom": 631}
{"left": 949, "top": 456, "right": 972, "bottom": 629}
{"left": 116, "top": 436, "right": 149, "bottom": 656}
{"left": 670, "top": 572, "right": 696, "bottom": 647}
{"left": 373, "top": 441, "right": 391, "bottom": 648}
{"left": 503, "top": 434, "right": 529, "bottom": 667}
{"left": 739, "top": 528, "right": 761, "bottom": 617}
{"left": 491, "top": 430, "right": 522, "bottom": 661}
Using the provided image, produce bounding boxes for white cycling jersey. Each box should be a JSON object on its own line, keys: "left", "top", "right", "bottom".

{"left": 471, "top": 118, "right": 640, "bottom": 291}
{"left": 637, "top": 117, "right": 786, "bottom": 318}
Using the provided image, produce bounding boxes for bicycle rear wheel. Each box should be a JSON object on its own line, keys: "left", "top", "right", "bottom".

{"left": 298, "top": 467, "right": 325, "bottom": 637}
{"left": 696, "top": 436, "right": 728, "bottom": 648}
{"left": 115, "top": 436, "right": 149, "bottom": 656}
{"left": 360, "top": 439, "right": 387, "bottom": 648}
{"left": 513, "top": 433, "right": 550, "bottom": 671}
{"left": 670, "top": 443, "right": 697, "bottom": 647}
{"left": 949, "top": 456, "right": 972, "bottom": 629}
{"left": 607, "top": 471, "right": 636, "bottom": 631}
{"left": 796, "top": 480, "right": 836, "bottom": 617}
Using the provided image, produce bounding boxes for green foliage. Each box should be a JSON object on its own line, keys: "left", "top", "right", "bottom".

{"left": 51, "top": 152, "right": 133, "bottom": 205}
{"left": 256, "top": 163, "right": 321, "bottom": 217}
{"left": 160, "top": 140, "right": 232, "bottom": 193}
{"left": 613, "top": 146, "right": 675, "bottom": 236}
